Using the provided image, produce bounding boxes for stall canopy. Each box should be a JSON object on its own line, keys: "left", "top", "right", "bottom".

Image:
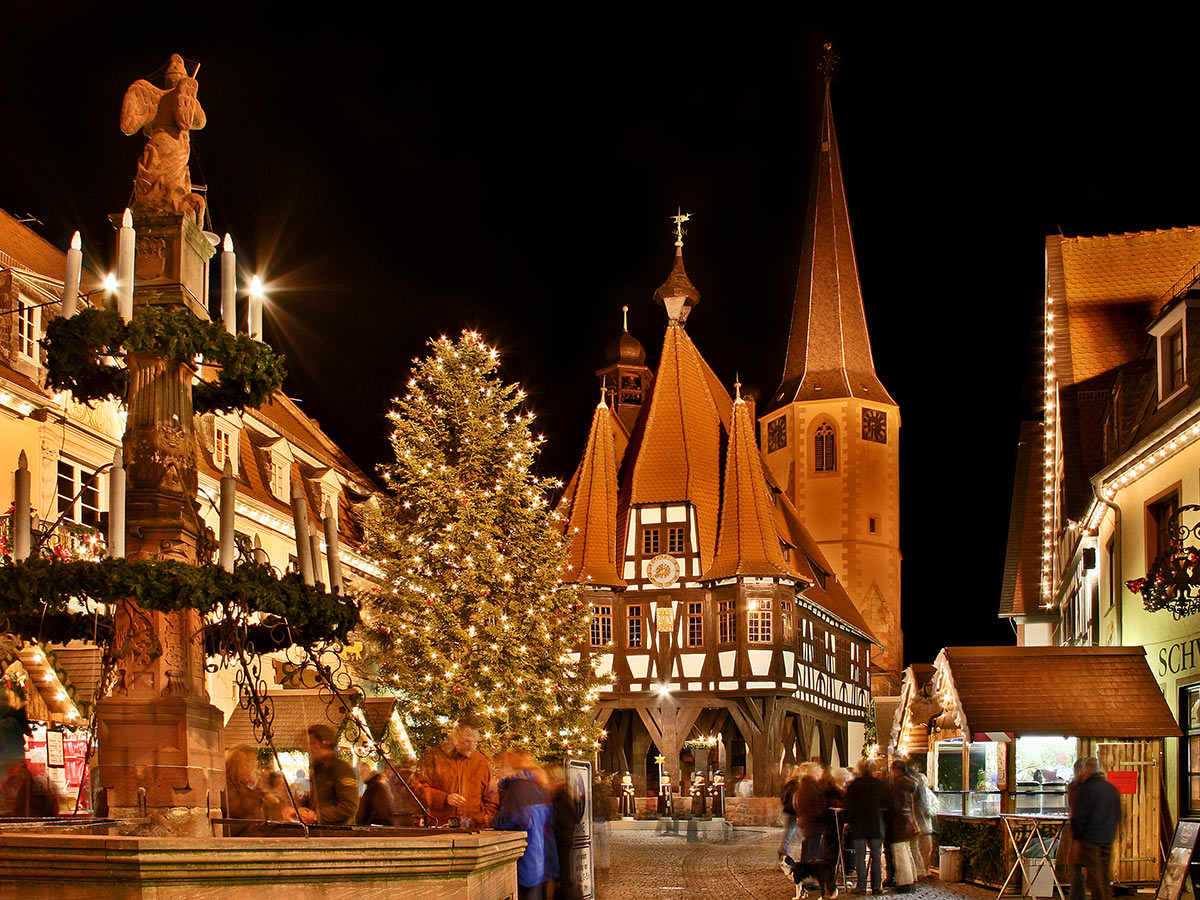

{"left": 223, "top": 689, "right": 396, "bottom": 750}
{"left": 898, "top": 646, "right": 1181, "bottom": 747}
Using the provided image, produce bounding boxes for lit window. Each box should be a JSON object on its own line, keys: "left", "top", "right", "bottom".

{"left": 642, "top": 527, "right": 660, "bottom": 555}
{"left": 1148, "top": 491, "right": 1180, "bottom": 562}
{"left": 687, "top": 602, "right": 703, "bottom": 646}
{"left": 57, "top": 460, "right": 101, "bottom": 528}
{"left": 627, "top": 604, "right": 642, "bottom": 648}
{"left": 781, "top": 600, "right": 794, "bottom": 643}
{"left": 264, "top": 449, "right": 288, "bottom": 498}
{"left": 214, "top": 424, "right": 236, "bottom": 470}
{"left": 814, "top": 423, "right": 836, "bottom": 472}
{"left": 668, "top": 526, "right": 685, "bottom": 554}
{"left": 16, "top": 299, "right": 38, "bottom": 362}
{"left": 591, "top": 605, "right": 612, "bottom": 646}
{"left": 748, "top": 599, "right": 772, "bottom": 643}
{"left": 718, "top": 600, "right": 736, "bottom": 644}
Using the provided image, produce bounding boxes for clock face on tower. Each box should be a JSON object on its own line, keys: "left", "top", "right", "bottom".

{"left": 647, "top": 554, "right": 681, "bottom": 587}
{"left": 861, "top": 408, "right": 887, "bottom": 444}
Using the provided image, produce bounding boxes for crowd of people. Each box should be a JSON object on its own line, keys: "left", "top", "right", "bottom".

{"left": 779, "top": 757, "right": 936, "bottom": 896}
{"left": 222, "top": 715, "right": 578, "bottom": 900}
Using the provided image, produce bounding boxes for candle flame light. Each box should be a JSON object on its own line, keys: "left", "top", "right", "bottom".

{"left": 104, "top": 273, "right": 117, "bottom": 293}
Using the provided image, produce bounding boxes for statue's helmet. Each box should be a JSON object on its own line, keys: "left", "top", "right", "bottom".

{"left": 165, "top": 54, "right": 187, "bottom": 84}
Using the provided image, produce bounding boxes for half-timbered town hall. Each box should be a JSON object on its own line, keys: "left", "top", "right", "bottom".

{"left": 559, "top": 73, "right": 899, "bottom": 798}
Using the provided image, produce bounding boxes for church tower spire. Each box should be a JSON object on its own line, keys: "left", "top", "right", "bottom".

{"left": 760, "top": 46, "right": 903, "bottom": 695}
{"left": 772, "top": 46, "right": 893, "bottom": 409}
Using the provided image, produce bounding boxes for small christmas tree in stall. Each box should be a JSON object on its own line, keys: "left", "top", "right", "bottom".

{"left": 363, "top": 330, "right": 603, "bottom": 760}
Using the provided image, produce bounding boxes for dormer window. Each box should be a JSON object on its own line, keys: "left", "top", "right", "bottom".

{"left": 1167, "top": 326, "right": 1185, "bottom": 394}
{"left": 214, "top": 422, "right": 237, "bottom": 471}
{"left": 16, "top": 299, "right": 38, "bottom": 363}
{"left": 263, "top": 448, "right": 289, "bottom": 498}
{"left": 1151, "top": 301, "right": 1191, "bottom": 404}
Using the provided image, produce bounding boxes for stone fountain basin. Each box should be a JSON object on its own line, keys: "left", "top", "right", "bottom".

{"left": 0, "top": 828, "right": 526, "bottom": 900}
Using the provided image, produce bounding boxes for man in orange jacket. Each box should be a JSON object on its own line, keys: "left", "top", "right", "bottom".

{"left": 415, "top": 714, "right": 499, "bottom": 826}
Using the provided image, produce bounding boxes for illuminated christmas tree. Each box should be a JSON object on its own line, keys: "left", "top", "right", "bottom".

{"left": 363, "top": 331, "right": 602, "bottom": 759}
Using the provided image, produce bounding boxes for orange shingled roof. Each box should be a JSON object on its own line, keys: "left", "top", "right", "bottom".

{"left": 705, "top": 393, "right": 798, "bottom": 581}
{"left": 628, "top": 324, "right": 724, "bottom": 570}
{"left": 1055, "top": 228, "right": 1200, "bottom": 386}
{"left": 773, "top": 81, "right": 893, "bottom": 410}
{"left": 562, "top": 398, "right": 625, "bottom": 588}
{"left": 999, "top": 421, "right": 1044, "bottom": 618}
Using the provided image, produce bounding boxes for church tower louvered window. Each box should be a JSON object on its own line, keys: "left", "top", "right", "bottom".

{"left": 814, "top": 422, "right": 836, "bottom": 472}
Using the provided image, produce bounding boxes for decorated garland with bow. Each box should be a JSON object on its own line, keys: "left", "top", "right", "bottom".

{"left": 42, "top": 307, "right": 287, "bottom": 415}
{"left": 0, "top": 557, "right": 359, "bottom": 654}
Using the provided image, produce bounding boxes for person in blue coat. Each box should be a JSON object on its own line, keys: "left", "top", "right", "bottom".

{"left": 493, "top": 749, "right": 558, "bottom": 900}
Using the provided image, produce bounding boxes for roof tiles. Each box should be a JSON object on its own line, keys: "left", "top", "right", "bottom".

{"left": 562, "top": 398, "right": 625, "bottom": 587}
{"left": 939, "top": 646, "right": 1180, "bottom": 738}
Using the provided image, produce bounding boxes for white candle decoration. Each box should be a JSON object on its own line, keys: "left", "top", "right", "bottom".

{"left": 117, "top": 209, "right": 135, "bottom": 321}
{"left": 252, "top": 533, "right": 267, "bottom": 566}
{"left": 221, "top": 234, "right": 237, "bottom": 335}
{"left": 290, "top": 480, "right": 314, "bottom": 586}
{"left": 13, "top": 450, "right": 30, "bottom": 561}
{"left": 63, "top": 232, "right": 82, "bottom": 318}
{"left": 309, "top": 529, "right": 323, "bottom": 587}
{"left": 107, "top": 448, "right": 125, "bottom": 559}
{"left": 323, "top": 499, "right": 344, "bottom": 593}
{"left": 218, "top": 457, "right": 236, "bottom": 572}
{"left": 249, "top": 274, "right": 263, "bottom": 342}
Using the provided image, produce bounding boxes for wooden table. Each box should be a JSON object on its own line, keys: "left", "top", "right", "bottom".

{"left": 997, "top": 814, "right": 1068, "bottom": 900}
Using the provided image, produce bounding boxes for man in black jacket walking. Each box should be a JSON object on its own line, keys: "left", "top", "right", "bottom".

{"left": 843, "top": 758, "right": 894, "bottom": 894}
{"left": 1071, "top": 757, "right": 1121, "bottom": 900}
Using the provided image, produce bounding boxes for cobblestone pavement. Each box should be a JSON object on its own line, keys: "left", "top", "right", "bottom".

{"left": 595, "top": 827, "right": 1000, "bottom": 900}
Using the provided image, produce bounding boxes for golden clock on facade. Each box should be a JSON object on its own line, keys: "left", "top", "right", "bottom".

{"left": 861, "top": 408, "right": 887, "bottom": 443}
{"left": 647, "top": 553, "right": 681, "bottom": 587}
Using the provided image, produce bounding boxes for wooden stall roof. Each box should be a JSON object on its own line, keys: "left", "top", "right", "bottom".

{"left": 224, "top": 689, "right": 358, "bottom": 750}
{"left": 941, "top": 646, "right": 1181, "bottom": 739}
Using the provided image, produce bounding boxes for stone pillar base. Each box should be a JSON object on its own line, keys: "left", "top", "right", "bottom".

{"left": 97, "top": 695, "right": 225, "bottom": 833}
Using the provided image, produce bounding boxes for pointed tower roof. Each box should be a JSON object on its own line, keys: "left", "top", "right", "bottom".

{"left": 561, "top": 392, "right": 625, "bottom": 588}
{"left": 705, "top": 384, "right": 802, "bottom": 581}
{"left": 771, "top": 57, "right": 894, "bottom": 411}
{"left": 627, "top": 324, "right": 726, "bottom": 571}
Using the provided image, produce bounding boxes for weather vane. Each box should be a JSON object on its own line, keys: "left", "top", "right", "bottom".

{"left": 819, "top": 42, "right": 839, "bottom": 78}
{"left": 671, "top": 208, "right": 692, "bottom": 248}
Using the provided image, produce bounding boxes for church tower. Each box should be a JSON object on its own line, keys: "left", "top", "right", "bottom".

{"left": 761, "top": 51, "right": 902, "bottom": 694}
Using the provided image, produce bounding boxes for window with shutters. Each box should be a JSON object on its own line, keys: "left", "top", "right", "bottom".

{"left": 814, "top": 422, "right": 836, "bottom": 472}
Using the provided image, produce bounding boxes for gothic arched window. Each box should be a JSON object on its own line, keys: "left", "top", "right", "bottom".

{"left": 814, "top": 422, "right": 836, "bottom": 472}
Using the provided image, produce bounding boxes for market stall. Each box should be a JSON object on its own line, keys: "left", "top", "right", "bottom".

{"left": 891, "top": 646, "right": 1181, "bottom": 887}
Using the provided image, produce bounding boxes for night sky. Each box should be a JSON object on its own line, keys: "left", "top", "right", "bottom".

{"left": 5, "top": 8, "right": 1200, "bottom": 666}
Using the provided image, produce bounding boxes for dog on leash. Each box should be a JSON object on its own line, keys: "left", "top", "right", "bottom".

{"left": 781, "top": 855, "right": 839, "bottom": 900}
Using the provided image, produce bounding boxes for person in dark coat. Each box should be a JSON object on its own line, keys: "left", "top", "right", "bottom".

{"left": 889, "top": 760, "right": 920, "bottom": 893}
{"left": 493, "top": 749, "right": 558, "bottom": 900}
{"left": 299, "top": 724, "right": 359, "bottom": 825}
{"left": 780, "top": 765, "right": 802, "bottom": 860}
{"left": 1071, "top": 757, "right": 1121, "bottom": 900}
{"left": 796, "top": 762, "right": 829, "bottom": 862}
{"left": 843, "top": 758, "right": 894, "bottom": 895}
{"left": 356, "top": 759, "right": 395, "bottom": 826}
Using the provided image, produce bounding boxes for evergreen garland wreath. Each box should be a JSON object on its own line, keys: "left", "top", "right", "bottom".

{"left": 43, "top": 307, "right": 287, "bottom": 415}
{"left": 0, "top": 557, "right": 359, "bottom": 652}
